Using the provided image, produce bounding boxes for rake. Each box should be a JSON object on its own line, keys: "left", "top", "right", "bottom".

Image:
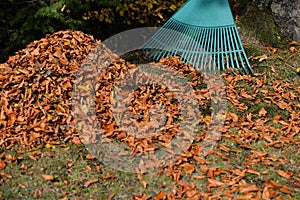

{"left": 142, "top": 0, "right": 254, "bottom": 74}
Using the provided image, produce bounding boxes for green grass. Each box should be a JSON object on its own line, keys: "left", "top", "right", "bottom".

{"left": 1, "top": 43, "right": 299, "bottom": 199}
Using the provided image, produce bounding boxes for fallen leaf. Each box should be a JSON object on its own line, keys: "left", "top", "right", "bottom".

{"left": 86, "top": 154, "right": 95, "bottom": 160}
{"left": 18, "top": 182, "right": 27, "bottom": 189}
{"left": 0, "top": 160, "right": 6, "bottom": 170}
{"left": 183, "top": 163, "right": 195, "bottom": 175}
{"left": 133, "top": 194, "right": 151, "bottom": 200}
{"left": 84, "top": 178, "right": 98, "bottom": 187}
{"left": 289, "top": 46, "right": 296, "bottom": 53}
{"left": 262, "top": 186, "right": 271, "bottom": 200}
{"left": 107, "top": 193, "right": 115, "bottom": 200}
{"left": 155, "top": 191, "right": 166, "bottom": 200}
{"left": 141, "top": 180, "right": 147, "bottom": 189}
{"left": 279, "top": 186, "right": 291, "bottom": 194}
{"left": 208, "top": 178, "right": 224, "bottom": 187}
{"left": 0, "top": 172, "right": 12, "bottom": 178}
{"left": 259, "top": 108, "right": 267, "bottom": 117}
{"left": 41, "top": 174, "right": 54, "bottom": 181}
{"left": 239, "top": 184, "right": 259, "bottom": 193}
{"left": 276, "top": 170, "right": 292, "bottom": 179}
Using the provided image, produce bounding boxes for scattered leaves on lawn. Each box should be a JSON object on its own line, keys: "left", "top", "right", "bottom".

{"left": 41, "top": 174, "right": 54, "bottom": 181}
{"left": 0, "top": 30, "right": 299, "bottom": 199}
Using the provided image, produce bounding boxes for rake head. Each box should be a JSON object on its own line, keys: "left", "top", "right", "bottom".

{"left": 142, "top": 0, "right": 254, "bottom": 74}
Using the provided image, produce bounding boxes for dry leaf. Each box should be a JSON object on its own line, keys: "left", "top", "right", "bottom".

{"left": 289, "top": 46, "right": 296, "bottom": 53}
{"left": 86, "top": 154, "right": 95, "bottom": 160}
{"left": 208, "top": 179, "right": 224, "bottom": 187}
{"left": 259, "top": 108, "right": 267, "bottom": 117}
{"left": 239, "top": 184, "right": 259, "bottom": 193}
{"left": 279, "top": 186, "right": 291, "bottom": 194}
{"left": 0, "top": 160, "right": 6, "bottom": 170}
{"left": 183, "top": 163, "right": 195, "bottom": 175}
{"left": 84, "top": 178, "right": 98, "bottom": 187}
{"left": 277, "top": 170, "right": 292, "bottom": 179}
{"left": 0, "top": 172, "right": 12, "bottom": 178}
{"left": 155, "top": 191, "right": 166, "bottom": 200}
{"left": 133, "top": 194, "right": 151, "bottom": 200}
{"left": 107, "top": 193, "right": 116, "bottom": 200}
{"left": 41, "top": 174, "right": 54, "bottom": 181}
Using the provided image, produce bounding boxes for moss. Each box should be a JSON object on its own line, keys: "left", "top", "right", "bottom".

{"left": 244, "top": 44, "right": 266, "bottom": 57}
{"left": 236, "top": 0, "right": 288, "bottom": 48}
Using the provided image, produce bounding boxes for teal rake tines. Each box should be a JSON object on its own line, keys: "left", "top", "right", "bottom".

{"left": 142, "top": 0, "right": 254, "bottom": 74}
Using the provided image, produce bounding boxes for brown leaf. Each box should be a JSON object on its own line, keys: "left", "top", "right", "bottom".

{"left": 86, "top": 154, "right": 95, "bottom": 160}
{"left": 279, "top": 186, "right": 291, "bottom": 194}
{"left": 155, "top": 191, "right": 166, "bottom": 200}
{"left": 141, "top": 180, "right": 147, "bottom": 189}
{"left": 133, "top": 194, "right": 151, "bottom": 200}
{"left": 262, "top": 186, "right": 271, "bottom": 200}
{"left": 7, "top": 112, "right": 17, "bottom": 125}
{"left": 107, "top": 193, "right": 115, "bottom": 200}
{"left": 183, "top": 163, "right": 195, "bottom": 175}
{"left": 18, "top": 183, "right": 27, "bottom": 189}
{"left": 207, "top": 178, "right": 224, "bottom": 187}
{"left": 239, "top": 184, "right": 259, "bottom": 193}
{"left": 229, "top": 112, "right": 239, "bottom": 122}
{"left": 276, "top": 170, "right": 292, "bottom": 179}
{"left": 103, "top": 173, "right": 115, "bottom": 179}
{"left": 84, "top": 178, "right": 98, "bottom": 187}
{"left": 41, "top": 174, "right": 54, "bottom": 181}
{"left": 246, "top": 168, "right": 261, "bottom": 176}
{"left": 0, "top": 160, "right": 6, "bottom": 170}
{"left": 258, "top": 108, "right": 267, "bottom": 117}
{"left": 0, "top": 172, "right": 12, "bottom": 178}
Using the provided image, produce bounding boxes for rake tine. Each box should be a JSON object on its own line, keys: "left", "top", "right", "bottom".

{"left": 142, "top": 0, "right": 253, "bottom": 75}
{"left": 212, "top": 28, "right": 217, "bottom": 72}
{"left": 231, "top": 26, "right": 246, "bottom": 74}
{"left": 229, "top": 26, "right": 242, "bottom": 73}
{"left": 186, "top": 27, "right": 203, "bottom": 70}
{"left": 222, "top": 27, "right": 230, "bottom": 72}
{"left": 216, "top": 27, "right": 221, "bottom": 71}
{"left": 201, "top": 28, "right": 210, "bottom": 72}
{"left": 234, "top": 26, "right": 253, "bottom": 74}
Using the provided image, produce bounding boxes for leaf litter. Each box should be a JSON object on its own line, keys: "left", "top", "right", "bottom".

{"left": 0, "top": 30, "right": 299, "bottom": 199}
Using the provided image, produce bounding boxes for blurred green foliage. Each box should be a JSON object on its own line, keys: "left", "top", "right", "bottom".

{"left": 0, "top": 0, "right": 185, "bottom": 62}
{"left": 0, "top": 0, "right": 286, "bottom": 63}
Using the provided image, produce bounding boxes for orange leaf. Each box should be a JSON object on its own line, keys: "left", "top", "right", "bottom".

{"left": 41, "top": 174, "right": 54, "bottom": 181}
{"left": 86, "top": 154, "right": 95, "bottom": 160}
{"left": 155, "top": 191, "right": 166, "bottom": 200}
{"left": 259, "top": 108, "right": 267, "bottom": 117}
{"left": 207, "top": 178, "right": 224, "bottom": 187}
{"left": 239, "top": 184, "right": 259, "bottom": 193}
{"left": 103, "top": 173, "right": 115, "bottom": 179}
{"left": 71, "top": 137, "right": 81, "bottom": 145}
{"left": 141, "top": 181, "right": 147, "bottom": 189}
{"left": 229, "top": 112, "right": 239, "bottom": 122}
{"left": 262, "top": 186, "right": 271, "bottom": 200}
{"left": 246, "top": 168, "right": 261, "bottom": 176}
{"left": 133, "top": 194, "right": 151, "bottom": 200}
{"left": 0, "top": 160, "right": 6, "bottom": 170}
{"left": 183, "top": 163, "right": 195, "bottom": 175}
{"left": 219, "top": 144, "right": 230, "bottom": 152}
{"left": 18, "top": 183, "right": 27, "bottom": 189}
{"left": 84, "top": 178, "right": 98, "bottom": 187}
{"left": 279, "top": 186, "right": 291, "bottom": 194}
{"left": 254, "top": 54, "right": 268, "bottom": 62}
{"left": 276, "top": 170, "right": 292, "bottom": 179}
{"left": 107, "top": 193, "right": 116, "bottom": 200}
{"left": 8, "top": 112, "right": 17, "bottom": 125}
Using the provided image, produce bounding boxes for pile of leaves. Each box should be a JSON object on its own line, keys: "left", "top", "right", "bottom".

{"left": 0, "top": 30, "right": 300, "bottom": 199}
{"left": 0, "top": 30, "right": 100, "bottom": 149}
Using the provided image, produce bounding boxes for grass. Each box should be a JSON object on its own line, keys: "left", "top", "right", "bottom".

{"left": 1, "top": 43, "right": 300, "bottom": 199}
